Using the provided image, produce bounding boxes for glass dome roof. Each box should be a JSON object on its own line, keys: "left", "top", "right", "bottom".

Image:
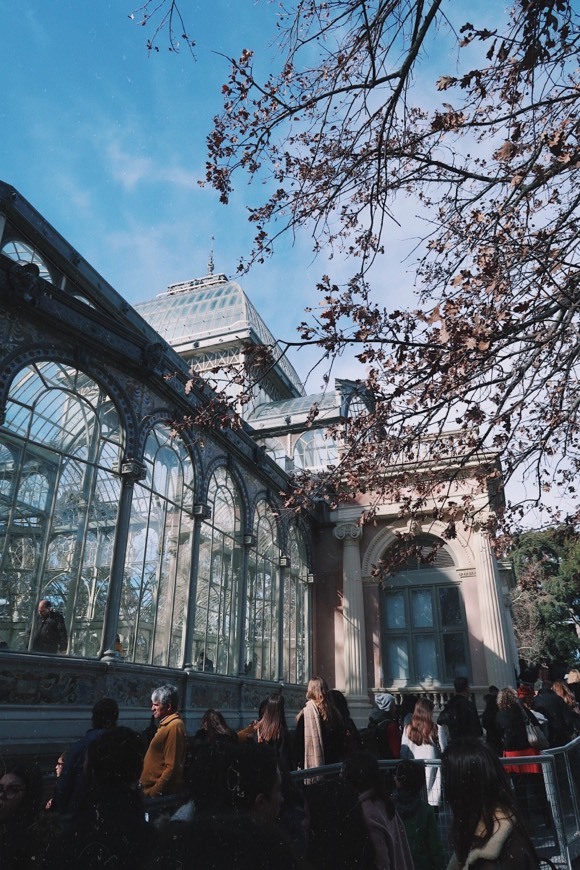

{"left": 247, "top": 390, "right": 341, "bottom": 432}
{"left": 135, "top": 274, "right": 304, "bottom": 397}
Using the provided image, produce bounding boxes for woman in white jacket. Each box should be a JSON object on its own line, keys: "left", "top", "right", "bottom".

{"left": 400, "top": 698, "right": 441, "bottom": 807}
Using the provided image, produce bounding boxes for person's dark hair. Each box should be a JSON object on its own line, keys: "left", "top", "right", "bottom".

{"left": 342, "top": 750, "right": 395, "bottom": 819}
{"left": 199, "top": 708, "right": 238, "bottom": 742}
{"left": 257, "top": 693, "right": 288, "bottom": 744}
{"left": 152, "top": 683, "right": 179, "bottom": 709}
{"left": 91, "top": 697, "right": 119, "bottom": 729}
{"left": 0, "top": 758, "right": 43, "bottom": 818}
{"left": 483, "top": 692, "right": 499, "bottom": 712}
{"left": 442, "top": 740, "right": 539, "bottom": 866}
{"left": 399, "top": 693, "right": 418, "bottom": 718}
{"left": 406, "top": 698, "right": 437, "bottom": 746}
{"left": 454, "top": 676, "right": 469, "bottom": 694}
{"left": 330, "top": 689, "right": 357, "bottom": 725}
{"left": 395, "top": 759, "right": 425, "bottom": 795}
{"left": 86, "top": 727, "right": 144, "bottom": 786}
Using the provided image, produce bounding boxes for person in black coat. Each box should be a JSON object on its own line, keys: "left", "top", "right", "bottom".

{"left": 30, "top": 600, "right": 67, "bottom": 654}
{"left": 47, "top": 727, "right": 153, "bottom": 870}
{"left": 438, "top": 677, "right": 482, "bottom": 743}
{"left": 496, "top": 687, "right": 552, "bottom": 828}
{"left": 533, "top": 682, "right": 576, "bottom": 747}
{"left": 481, "top": 686, "right": 502, "bottom": 755}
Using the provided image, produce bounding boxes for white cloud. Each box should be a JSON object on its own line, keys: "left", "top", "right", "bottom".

{"left": 103, "top": 137, "right": 199, "bottom": 193}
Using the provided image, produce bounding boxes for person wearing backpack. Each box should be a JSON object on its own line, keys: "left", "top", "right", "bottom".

{"left": 363, "top": 693, "right": 401, "bottom": 759}
{"left": 437, "top": 677, "right": 482, "bottom": 745}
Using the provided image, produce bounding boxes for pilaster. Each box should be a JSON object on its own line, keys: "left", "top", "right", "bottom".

{"left": 333, "top": 522, "right": 370, "bottom": 723}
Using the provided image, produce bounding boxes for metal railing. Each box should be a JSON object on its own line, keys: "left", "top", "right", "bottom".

{"left": 291, "top": 740, "right": 580, "bottom": 869}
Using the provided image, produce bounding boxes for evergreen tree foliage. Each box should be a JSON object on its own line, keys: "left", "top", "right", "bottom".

{"left": 509, "top": 526, "right": 580, "bottom": 665}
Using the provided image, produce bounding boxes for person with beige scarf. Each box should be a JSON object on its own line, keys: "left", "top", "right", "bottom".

{"left": 294, "top": 676, "right": 346, "bottom": 770}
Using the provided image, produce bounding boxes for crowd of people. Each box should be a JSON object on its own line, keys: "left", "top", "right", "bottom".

{"left": 2, "top": 667, "right": 578, "bottom": 869}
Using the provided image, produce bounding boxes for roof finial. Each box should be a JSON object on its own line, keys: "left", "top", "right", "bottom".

{"left": 208, "top": 237, "right": 215, "bottom": 276}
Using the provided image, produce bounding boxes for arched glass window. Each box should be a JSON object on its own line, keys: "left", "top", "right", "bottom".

{"left": 284, "top": 528, "right": 309, "bottom": 684}
{"left": 120, "top": 426, "right": 194, "bottom": 667}
{"left": 194, "top": 467, "right": 242, "bottom": 675}
{"left": 380, "top": 535, "right": 469, "bottom": 687}
{"left": 0, "top": 361, "right": 123, "bottom": 655}
{"left": 294, "top": 429, "right": 338, "bottom": 471}
{"left": 1, "top": 238, "right": 54, "bottom": 284}
{"left": 262, "top": 437, "right": 288, "bottom": 472}
{"left": 245, "top": 501, "right": 280, "bottom": 680}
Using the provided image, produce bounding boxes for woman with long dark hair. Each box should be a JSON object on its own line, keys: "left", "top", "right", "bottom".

{"left": 294, "top": 676, "right": 345, "bottom": 769}
{"left": 400, "top": 698, "right": 441, "bottom": 807}
{"left": 195, "top": 708, "right": 238, "bottom": 743}
{"left": 254, "top": 693, "right": 293, "bottom": 770}
{"left": 442, "top": 740, "right": 541, "bottom": 869}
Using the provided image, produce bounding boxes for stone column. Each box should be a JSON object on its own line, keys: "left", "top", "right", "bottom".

{"left": 475, "top": 526, "right": 514, "bottom": 688}
{"left": 333, "top": 523, "right": 370, "bottom": 725}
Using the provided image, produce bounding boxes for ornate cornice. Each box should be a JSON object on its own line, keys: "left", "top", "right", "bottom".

{"left": 333, "top": 523, "right": 363, "bottom": 542}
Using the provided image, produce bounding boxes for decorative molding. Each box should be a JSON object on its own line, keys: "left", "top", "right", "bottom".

{"left": 116, "top": 458, "right": 147, "bottom": 483}
{"left": 361, "top": 520, "right": 474, "bottom": 578}
{"left": 333, "top": 523, "right": 363, "bottom": 542}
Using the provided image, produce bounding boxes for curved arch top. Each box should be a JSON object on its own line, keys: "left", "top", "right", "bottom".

{"left": 361, "top": 520, "right": 474, "bottom": 578}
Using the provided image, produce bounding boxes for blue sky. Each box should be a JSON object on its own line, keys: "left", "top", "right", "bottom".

{"left": 1, "top": 0, "right": 341, "bottom": 369}
{"left": 1, "top": 0, "right": 507, "bottom": 386}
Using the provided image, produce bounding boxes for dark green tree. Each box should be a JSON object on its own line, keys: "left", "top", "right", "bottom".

{"left": 509, "top": 526, "right": 580, "bottom": 665}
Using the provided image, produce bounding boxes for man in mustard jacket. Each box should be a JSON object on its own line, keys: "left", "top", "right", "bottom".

{"left": 140, "top": 683, "right": 186, "bottom": 797}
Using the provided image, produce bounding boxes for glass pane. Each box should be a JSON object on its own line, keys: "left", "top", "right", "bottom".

{"left": 120, "top": 425, "right": 193, "bottom": 667}
{"left": 193, "top": 467, "right": 242, "bottom": 676}
{"left": 414, "top": 635, "right": 437, "bottom": 680}
{"left": 386, "top": 637, "right": 408, "bottom": 680}
{"left": 286, "top": 529, "right": 309, "bottom": 684}
{"left": 0, "top": 362, "right": 123, "bottom": 656}
{"left": 293, "top": 429, "right": 338, "bottom": 471}
{"left": 439, "top": 586, "right": 462, "bottom": 625}
{"left": 385, "top": 591, "right": 406, "bottom": 629}
{"left": 443, "top": 633, "right": 467, "bottom": 681}
{"left": 411, "top": 589, "right": 433, "bottom": 627}
{"left": 246, "top": 502, "right": 280, "bottom": 681}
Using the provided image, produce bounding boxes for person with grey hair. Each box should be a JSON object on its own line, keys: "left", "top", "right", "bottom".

{"left": 140, "top": 683, "right": 186, "bottom": 798}
{"left": 31, "top": 598, "right": 68, "bottom": 654}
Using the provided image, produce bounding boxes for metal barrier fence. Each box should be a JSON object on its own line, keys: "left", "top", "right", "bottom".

{"left": 291, "top": 740, "right": 580, "bottom": 869}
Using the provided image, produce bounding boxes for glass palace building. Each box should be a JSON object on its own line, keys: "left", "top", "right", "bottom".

{"left": 0, "top": 182, "right": 519, "bottom": 753}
